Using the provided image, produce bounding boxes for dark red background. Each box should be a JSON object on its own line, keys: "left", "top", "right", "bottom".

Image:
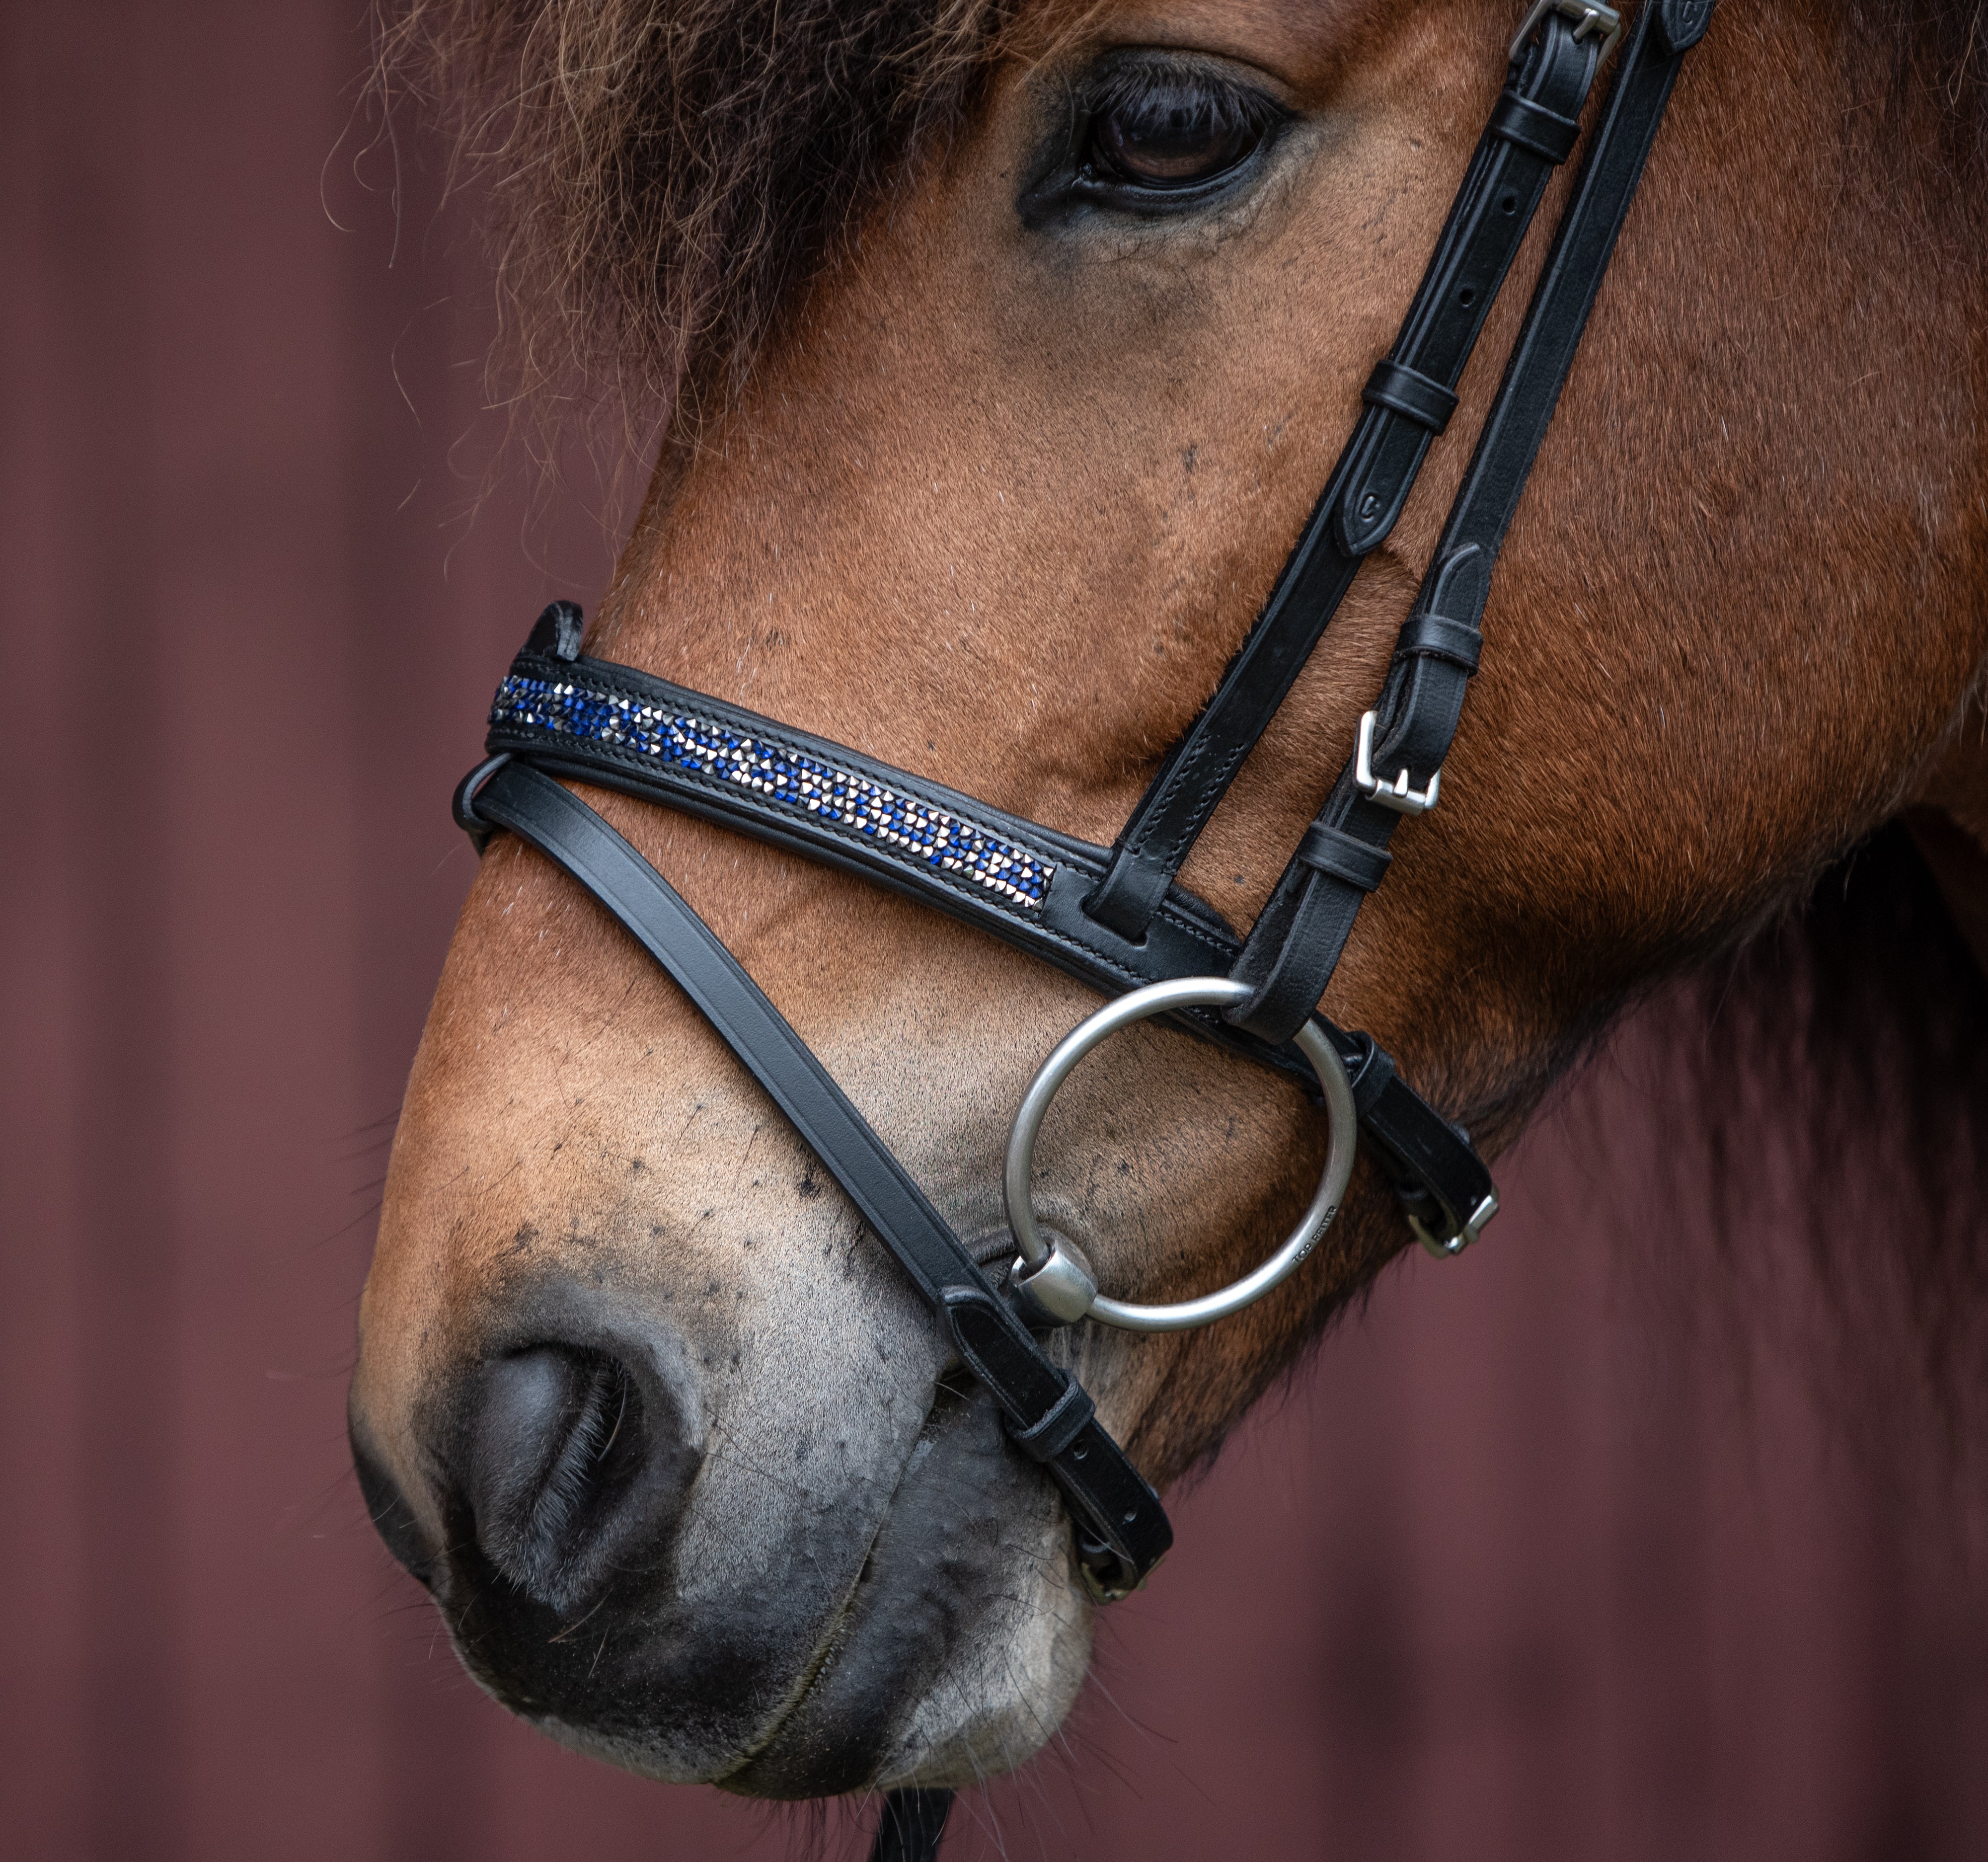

{"left": 4, "top": 4, "right": 1983, "bottom": 1858}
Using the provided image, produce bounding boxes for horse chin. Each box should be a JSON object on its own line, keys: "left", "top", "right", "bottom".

{"left": 715, "top": 1382, "right": 1093, "bottom": 1797}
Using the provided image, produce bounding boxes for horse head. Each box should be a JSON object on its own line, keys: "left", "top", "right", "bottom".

{"left": 349, "top": 0, "right": 1988, "bottom": 1805}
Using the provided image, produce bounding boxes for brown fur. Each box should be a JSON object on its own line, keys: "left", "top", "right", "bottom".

{"left": 354, "top": 0, "right": 1988, "bottom": 1795}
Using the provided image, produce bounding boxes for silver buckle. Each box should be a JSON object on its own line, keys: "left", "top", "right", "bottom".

{"left": 1510, "top": 0, "right": 1624, "bottom": 65}
{"left": 1354, "top": 710, "right": 1442, "bottom": 816}
{"left": 1408, "top": 1190, "right": 1500, "bottom": 1260}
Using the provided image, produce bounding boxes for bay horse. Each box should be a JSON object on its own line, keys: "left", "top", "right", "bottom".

{"left": 349, "top": 0, "right": 1988, "bottom": 1837}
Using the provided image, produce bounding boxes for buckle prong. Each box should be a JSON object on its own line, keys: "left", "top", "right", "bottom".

{"left": 1355, "top": 710, "right": 1442, "bottom": 816}
{"left": 1510, "top": 0, "right": 1624, "bottom": 65}
{"left": 1409, "top": 1190, "right": 1501, "bottom": 1260}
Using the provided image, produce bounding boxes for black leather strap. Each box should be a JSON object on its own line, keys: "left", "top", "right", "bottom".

{"left": 1076, "top": 13, "right": 1604, "bottom": 944}
{"left": 481, "top": 629, "right": 1495, "bottom": 1244}
{"left": 1227, "top": 0, "right": 1711, "bottom": 1044}
{"left": 870, "top": 1788, "right": 953, "bottom": 1862}
{"left": 461, "top": 756, "right": 1172, "bottom": 1591}
{"left": 1654, "top": 0, "right": 1715, "bottom": 54}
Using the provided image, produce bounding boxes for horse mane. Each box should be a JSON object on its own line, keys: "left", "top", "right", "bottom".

{"left": 1610, "top": 824, "right": 1988, "bottom": 1507}
{"left": 1868, "top": 0, "right": 1988, "bottom": 172}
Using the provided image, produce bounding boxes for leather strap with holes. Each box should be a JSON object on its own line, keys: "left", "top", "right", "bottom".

{"left": 1078, "top": 13, "right": 1606, "bottom": 944}
{"left": 1227, "top": 0, "right": 1714, "bottom": 1042}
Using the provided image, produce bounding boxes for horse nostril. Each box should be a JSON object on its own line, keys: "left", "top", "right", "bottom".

{"left": 460, "top": 1343, "right": 688, "bottom": 1614}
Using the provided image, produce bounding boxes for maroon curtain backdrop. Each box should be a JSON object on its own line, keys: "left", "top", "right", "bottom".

{"left": 3, "top": 5, "right": 1983, "bottom": 1859}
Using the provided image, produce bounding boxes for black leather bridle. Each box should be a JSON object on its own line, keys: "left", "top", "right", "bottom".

{"left": 444, "top": 1, "right": 1713, "bottom": 1852}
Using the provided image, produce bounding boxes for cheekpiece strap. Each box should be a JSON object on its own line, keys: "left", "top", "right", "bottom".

{"left": 1225, "top": 0, "right": 1716, "bottom": 1056}
{"left": 1076, "top": 11, "right": 1605, "bottom": 947}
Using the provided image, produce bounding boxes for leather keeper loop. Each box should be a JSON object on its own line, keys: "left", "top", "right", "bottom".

{"left": 1295, "top": 823, "right": 1392, "bottom": 893}
{"left": 1394, "top": 611, "right": 1484, "bottom": 673}
{"left": 1339, "top": 1031, "right": 1398, "bottom": 1119}
{"left": 1005, "top": 1376, "right": 1096, "bottom": 1464}
{"left": 1362, "top": 360, "right": 1459, "bottom": 435}
{"left": 1488, "top": 91, "right": 1582, "bottom": 163}
{"left": 452, "top": 753, "right": 512, "bottom": 854}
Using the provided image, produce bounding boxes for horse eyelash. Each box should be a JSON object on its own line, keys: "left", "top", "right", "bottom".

{"left": 1073, "top": 59, "right": 1287, "bottom": 144}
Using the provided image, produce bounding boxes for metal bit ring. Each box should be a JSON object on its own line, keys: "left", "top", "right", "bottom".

{"left": 1004, "top": 977, "right": 1359, "bottom": 1333}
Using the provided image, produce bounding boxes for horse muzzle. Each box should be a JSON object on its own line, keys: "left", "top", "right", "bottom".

{"left": 350, "top": 1259, "right": 1083, "bottom": 1791}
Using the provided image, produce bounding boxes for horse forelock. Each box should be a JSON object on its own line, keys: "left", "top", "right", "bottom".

{"left": 374, "top": 0, "right": 1013, "bottom": 448}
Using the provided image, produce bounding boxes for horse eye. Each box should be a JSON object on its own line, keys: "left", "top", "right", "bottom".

{"left": 1084, "top": 83, "right": 1265, "bottom": 192}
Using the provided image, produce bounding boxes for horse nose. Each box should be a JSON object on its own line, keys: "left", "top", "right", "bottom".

{"left": 443, "top": 1332, "right": 703, "bottom": 1616}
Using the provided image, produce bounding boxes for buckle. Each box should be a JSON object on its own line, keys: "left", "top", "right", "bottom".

{"left": 1408, "top": 1190, "right": 1500, "bottom": 1260}
{"left": 1354, "top": 711, "right": 1442, "bottom": 816}
{"left": 1075, "top": 1532, "right": 1155, "bottom": 1605}
{"left": 1510, "top": 0, "right": 1623, "bottom": 64}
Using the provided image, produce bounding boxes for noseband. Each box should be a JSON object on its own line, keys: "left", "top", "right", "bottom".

{"left": 447, "top": 0, "right": 1711, "bottom": 1848}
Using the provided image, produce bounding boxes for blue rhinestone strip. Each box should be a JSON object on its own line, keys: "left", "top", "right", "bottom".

{"left": 491, "top": 673, "right": 1053, "bottom": 912}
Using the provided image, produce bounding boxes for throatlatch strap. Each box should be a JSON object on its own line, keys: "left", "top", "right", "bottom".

{"left": 1078, "top": 12, "right": 1604, "bottom": 943}
{"left": 1227, "top": 0, "right": 1715, "bottom": 1044}
{"left": 460, "top": 757, "right": 1172, "bottom": 1594}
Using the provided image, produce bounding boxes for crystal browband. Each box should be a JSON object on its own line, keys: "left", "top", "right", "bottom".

{"left": 491, "top": 667, "right": 1054, "bottom": 914}
{"left": 481, "top": 643, "right": 1276, "bottom": 1030}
